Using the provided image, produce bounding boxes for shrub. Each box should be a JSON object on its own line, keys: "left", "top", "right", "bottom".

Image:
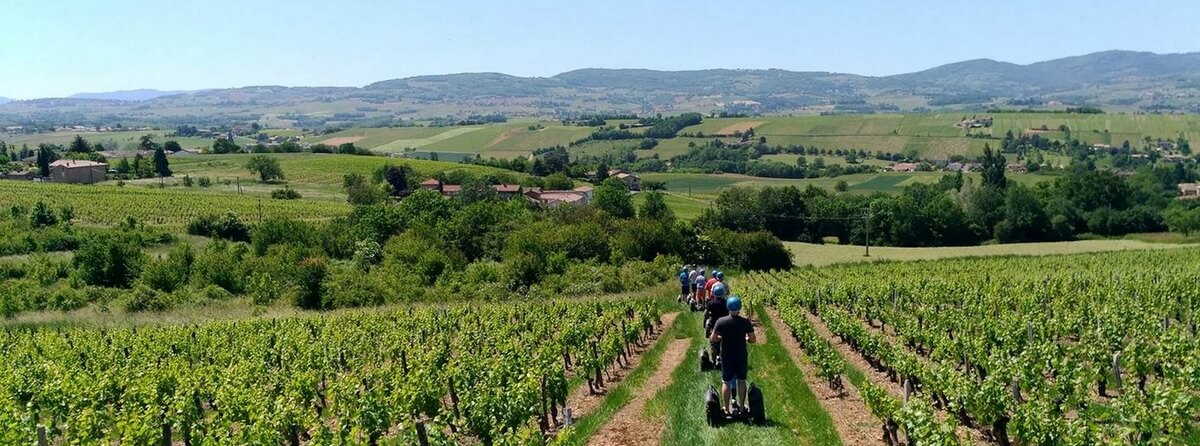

{"left": 322, "top": 266, "right": 384, "bottom": 308}
{"left": 704, "top": 229, "right": 792, "bottom": 271}
{"left": 294, "top": 257, "right": 327, "bottom": 310}
{"left": 187, "top": 213, "right": 250, "bottom": 242}
{"left": 72, "top": 233, "right": 146, "bottom": 288}
{"left": 271, "top": 187, "right": 302, "bottom": 200}
{"left": 190, "top": 242, "right": 246, "bottom": 293}
{"left": 251, "top": 217, "right": 318, "bottom": 256}
{"left": 124, "top": 284, "right": 171, "bottom": 312}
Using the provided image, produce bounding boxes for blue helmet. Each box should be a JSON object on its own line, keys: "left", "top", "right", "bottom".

{"left": 714, "top": 271, "right": 724, "bottom": 281}
{"left": 712, "top": 283, "right": 728, "bottom": 299}
{"left": 726, "top": 296, "right": 742, "bottom": 312}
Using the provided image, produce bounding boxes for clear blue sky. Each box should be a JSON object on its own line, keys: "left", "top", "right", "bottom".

{"left": 2, "top": 0, "right": 1198, "bottom": 99}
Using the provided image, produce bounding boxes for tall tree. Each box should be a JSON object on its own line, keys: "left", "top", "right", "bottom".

{"left": 245, "top": 155, "right": 284, "bottom": 182}
{"left": 980, "top": 144, "right": 1007, "bottom": 189}
{"left": 68, "top": 135, "right": 92, "bottom": 154}
{"left": 374, "top": 164, "right": 413, "bottom": 197}
{"left": 595, "top": 162, "right": 610, "bottom": 183}
{"left": 116, "top": 157, "right": 132, "bottom": 175}
{"left": 163, "top": 140, "right": 182, "bottom": 153}
{"left": 36, "top": 144, "right": 57, "bottom": 177}
{"left": 153, "top": 146, "right": 171, "bottom": 177}
{"left": 138, "top": 134, "right": 158, "bottom": 152}
{"left": 593, "top": 178, "right": 634, "bottom": 218}
{"left": 637, "top": 191, "right": 674, "bottom": 222}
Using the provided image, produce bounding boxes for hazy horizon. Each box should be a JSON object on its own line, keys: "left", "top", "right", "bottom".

{"left": 3, "top": 0, "right": 1198, "bottom": 99}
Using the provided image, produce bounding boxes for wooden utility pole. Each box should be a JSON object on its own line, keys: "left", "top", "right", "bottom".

{"left": 864, "top": 206, "right": 872, "bottom": 257}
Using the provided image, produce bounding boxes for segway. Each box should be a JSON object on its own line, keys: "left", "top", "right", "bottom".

{"left": 704, "top": 383, "right": 765, "bottom": 426}
{"left": 699, "top": 346, "right": 720, "bottom": 371}
{"left": 700, "top": 318, "right": 721, "bottom": 371}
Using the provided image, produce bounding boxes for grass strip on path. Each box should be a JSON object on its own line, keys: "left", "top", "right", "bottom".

{"left": 554, "top": 309, "right": 689, "bottom": 446}
{"left": 651, "top": 304, "right": 842, "bottom": 446}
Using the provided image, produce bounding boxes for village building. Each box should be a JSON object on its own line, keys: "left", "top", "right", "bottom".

{"left": 586, "top": 169, "right": 642, "bottom": 190}
{"left": 1006, "top": 163, "right": 1028, "bottom": 173}
{"left": 49, "top": 160, "right": 107, "bottom": 184}
{"left": 612, "top": 172, "right": 641, "bottom": 191}
{"left": 2, "top": 170, "right": 34, "bottom": 181}
{"left": 1177, "top": 183, "right": 1200, "bottom": 198}
{"left": 891, "top": 162, "right": 918, "bottom": 172}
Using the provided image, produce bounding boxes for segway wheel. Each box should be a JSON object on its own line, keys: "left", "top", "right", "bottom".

{"left": 699, "top": 348, "right": 713, "bottom": 371}
{"left": 704, "top": 385, "right": 722, "bottom": 426}
{"left": 748, "top": 384, "right": 766, "bottom": 425}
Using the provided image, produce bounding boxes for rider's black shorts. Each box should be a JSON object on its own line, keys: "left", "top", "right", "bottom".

{"left": 721, "top": 354, "right": 747, "bottom": 382}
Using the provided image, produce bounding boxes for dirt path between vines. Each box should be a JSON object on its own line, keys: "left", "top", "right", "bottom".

{"left": 805, "top": 311, "right": 993, "bottom": 444}
{"left": 765, "top": 308, "right": 882, "bottom": 446}
{"left": 564, "top": 311, "right": 680, "bottom": 420}
{"left": 586, "top": 338, "right": 690, "bottom": 446}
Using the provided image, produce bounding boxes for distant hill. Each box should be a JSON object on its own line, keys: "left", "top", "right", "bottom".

{"left": 0, "top": 97, "right": 10, "bottom": 105}
{"left": 2, "top": 50, "right": 1199, "bottom": 127}
{"left": 68, "top": 89, "right": 200, "bottom": 101}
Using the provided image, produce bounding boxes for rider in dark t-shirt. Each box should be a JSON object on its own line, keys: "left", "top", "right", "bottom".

{"left": 704, "top": 283, "right": 730, "bottom": 336}
{"left": 709, "top": 296, "right": 755, "bottom": 415}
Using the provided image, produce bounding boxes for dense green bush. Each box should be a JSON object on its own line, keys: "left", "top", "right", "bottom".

{"left": 72, "top": 233, "right": 146, "bottom": 288}
{"left": 187, "top": 213, "right": 251, "bottom": 242}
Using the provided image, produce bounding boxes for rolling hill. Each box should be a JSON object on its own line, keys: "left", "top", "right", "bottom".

{"left": 2, "top": 50, "right": 1199, "bottom": 128}
{"left": 68, "top": 89, "right": 201, "bottom": 101}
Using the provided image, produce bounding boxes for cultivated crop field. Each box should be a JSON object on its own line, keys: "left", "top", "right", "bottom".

{"left": 0, "top": 180, "right": 349, "bottom": 227}
{"left": 163, "top": 153, "right": 515, "bottom": 195}
{"left": 744, "top": 248, "right": 1200, "bottom": 444}
{"left": 0, "top": 298, "right": 662, "bottom": 445}
{"left": 640, "top": 171, "right": 1050, "bottom": 197}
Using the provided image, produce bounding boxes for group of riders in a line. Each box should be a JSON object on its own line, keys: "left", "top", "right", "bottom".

{"left": 679, "top": 265, "right": 757, "bottom": 416}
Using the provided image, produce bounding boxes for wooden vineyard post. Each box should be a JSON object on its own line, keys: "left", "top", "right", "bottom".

{"left": 161, "top": 423, "right": 172, "bottom": 446}
{"left": 539, "top": 375, "right": 549, "bottom": 434}
{"left": 37, "top": 425, "right": 47, "bottom": 446}
{"left": 1112, "top": 352, "right": 1123, "bottom": 390}
{"left": 447, "top": 376, "right": 461, "bottom": 430}
{"left": 415, "top": 422, "right": 430, "bottom": 446}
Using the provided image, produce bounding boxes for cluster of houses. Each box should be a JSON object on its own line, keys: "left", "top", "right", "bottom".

{"left": 956, "top": 116, "right": 994, "bottom": 129}
{"left": 414, "top": 169, "right": 641, "bottom": 208}
{"left": 2, "top": 160, "right": 109, "bottom": 184}
{"left": 419, "top": 178, "right": 596, "bottom": 207}
{"left": 890, "top": 161, "right": 1027, "bottom": 174}
{"left": 585, "top": 169, "right": 642, "bottom": 191}
{"left": 1177, "top": 183, "right": 1200, "bottom": 199}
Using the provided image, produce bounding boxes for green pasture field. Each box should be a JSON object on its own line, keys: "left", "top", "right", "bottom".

{"left": 786, "top": 239, "right": 1193, "bottom": 267}
{"left": 310, "top": 127, "right": 458, "bottom": 150}
{"left": 632, "top": 192, "right": 710, "bottom": 220}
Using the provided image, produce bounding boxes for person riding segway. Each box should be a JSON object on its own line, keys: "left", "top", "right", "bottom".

{"left": 687, "top": 266, "right": 700, "bottom": 304}
{"left": 678, "top": 267, "right": 690, "bottom": 303}
{"left": 700, "top": 282, "right": 730, "bottom": 371}
{"left": 709, "top": 296, "right": 756, "bottom": 417}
